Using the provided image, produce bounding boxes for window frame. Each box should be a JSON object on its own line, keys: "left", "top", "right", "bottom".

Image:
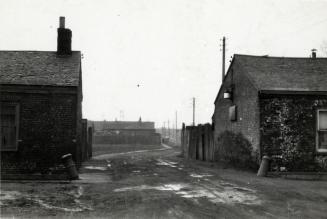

{"left": 229, "top": 105, "right": 237, "bottom": 122}
{"left": 0, "top": 102, "right": 20, "bottom": 151}
{"left": 316, "top": 109, "right": 327, "bottom": 153}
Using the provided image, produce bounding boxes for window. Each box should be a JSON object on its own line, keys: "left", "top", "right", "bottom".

{"left": 0, "top": 102, "right": 19, "bottom": 151}
{"left": 229, "top": 105, "right": 237, "bottom": 121}
{"left": 317, "top": 109, "right": 327, "bottom": 153}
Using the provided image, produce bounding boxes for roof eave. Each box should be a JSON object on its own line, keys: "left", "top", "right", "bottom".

{"left": 213, "top": 56, "right": 236, "bottom": 104}
{"left": 259, "top": 90, "right": 327, "bottom": 95}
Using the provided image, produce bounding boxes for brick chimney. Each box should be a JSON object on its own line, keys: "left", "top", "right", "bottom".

{"left": 57, "top": 17, "right": 72, "bottom": 55}
{"left": 311, "top": 49, "right": 317, "bottom": 59}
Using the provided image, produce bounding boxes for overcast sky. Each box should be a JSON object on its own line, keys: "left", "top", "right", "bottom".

{"left": 1, "top": 0, "right": 327, "bottom": 128}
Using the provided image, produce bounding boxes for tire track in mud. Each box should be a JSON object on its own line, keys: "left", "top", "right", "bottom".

{"left": 93, "top": 144, "right": 172, "bottom": 160}
{"left": 111, "top": 156, "right": 262, "bottom": 207}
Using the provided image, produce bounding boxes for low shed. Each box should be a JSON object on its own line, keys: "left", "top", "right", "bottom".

{"left": 0, "top": 17, "right": 87, "bottom": 176}
{"left": 213, "top": 53, "right": 327, "bottom": 171}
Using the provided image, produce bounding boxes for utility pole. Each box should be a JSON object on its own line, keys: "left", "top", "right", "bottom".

{"left": 163, "top": 122, "right": 166, "bottom": 137}
{"left": 119, "top": 110, "right": 124, "bottom": 121}
{"left": 222, "top": 36, "right": 226, "bottom": 82}
{"left": 168, "top": 120, "right": 170, "bottom": 139}
{"left": 192, "top": 97, "right": 195, "bottom": 126}
{"left": 175, "top": 111, "right": 178, "bottom": 143}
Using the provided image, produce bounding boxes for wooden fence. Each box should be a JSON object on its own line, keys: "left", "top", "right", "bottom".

{"left": 181, "top": 123, "right": 215, "bottom": 161}
{"left": 76, "top": 119, "right": 93, "bottom": 167}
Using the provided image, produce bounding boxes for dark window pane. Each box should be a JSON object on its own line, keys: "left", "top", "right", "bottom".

{"left": 0, "top": 104, "right": 17, "bottom": 150}
{"left": 319, "top": 111, "right": 327, "bottom": 130}
{"left": 318, "top": 131, "right": 327, "bottom": 150}
{"left": 1, "top": 105, "right": 16, "bottom": 115}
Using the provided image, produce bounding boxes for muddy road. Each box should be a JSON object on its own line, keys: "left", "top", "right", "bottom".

{"left": 1, "top": 144, "right": 327, "bottom": 218}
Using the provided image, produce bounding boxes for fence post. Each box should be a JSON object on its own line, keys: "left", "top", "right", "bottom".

{"left": 181, "top": 123, "right": 185, "bottom": 157}
{"left": 81, "top": 119, "right": 88, "bottom": 162}
{"left": 87, "top": 127, "right": 93, "bottom": 158}
{"left": 197, "top": 125, "right": 202, "bottom": 161}
{"left": 187, "top": 127, "right": 190, "bottom": 159}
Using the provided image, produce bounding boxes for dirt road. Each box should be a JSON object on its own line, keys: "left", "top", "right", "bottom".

{"left": 1, "top": 144, "right": 327, "bottom": 218}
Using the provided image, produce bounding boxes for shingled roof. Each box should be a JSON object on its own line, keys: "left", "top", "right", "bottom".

{"left": 234, "top": 54, "right": 327, "bottom": 92}
{"left": 0, "top": 51, "right": 81, "bottom": 86}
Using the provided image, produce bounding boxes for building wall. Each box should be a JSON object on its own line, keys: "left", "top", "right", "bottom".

{"left": 75, "top": 68, "right": 83, "bottom": 167}
{"left": 93, "top": 133, "right": 161, "bottom": 145}
{"left": 213, "top": 61, "right": 260, "bottom": 154}
{"left": 0, "top": 85, "right": 80, "bottom": 174}
{"left": 105, "top": 129, "right": 156, "bottom": 136}
{"left": 260, "top": 94, "right": 327, "bottom": 156}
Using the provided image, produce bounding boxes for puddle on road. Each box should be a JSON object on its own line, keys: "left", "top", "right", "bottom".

{"left": 114, "top": 182, "right": 261, "bottom": 205}
{"left": 0, "top": 191, "right": 22, "bottom": 205}
{"left": 156, "top": 159, "right": 178, "bottom": 168}
{"left": 190, "top": 173, "right": 213, "bottom": 178}
{"left": 0, "top": 186, "right": 93, "bottom": 212}
{"left": 84, "top": 166, "right": 107, "bottom": 171}
{"left": 114, "top": 183, "right": 188, "bottom": 193}
{"left": 106, "top": 160, "right": 112, "bottom": 168}
{"left": 132, "top": 170, "right": 141, "bottom": 173}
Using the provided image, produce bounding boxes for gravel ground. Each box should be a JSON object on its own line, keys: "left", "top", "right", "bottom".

{"left": 1, "top": 144, "right": 327, "bottom": 218}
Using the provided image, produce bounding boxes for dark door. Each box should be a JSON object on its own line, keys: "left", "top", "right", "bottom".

{"left": 1, "top": 104, "right": 18, "bottom": 150}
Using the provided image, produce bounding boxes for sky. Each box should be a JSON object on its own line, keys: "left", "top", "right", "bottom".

{"left": 1, "top": 0, "right": 327, "bottom": 128}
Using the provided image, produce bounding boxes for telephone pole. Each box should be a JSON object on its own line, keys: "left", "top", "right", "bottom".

{"left": 222, "top": 36, "right": 226, "bottom": 82}
{"left": 175, "top": 111, "right": 178, "bottom": 143}
{"left": 168, "top": 120, "right": 170, "bottom": 138}
{"left": 192, "top": 97, "right": 195, "bottom": 126}
{"left": 163, "top": 122, "right": 166, "bottom": 137}
{"left": 119, "top": 110, "right": 124, "bottom": 121}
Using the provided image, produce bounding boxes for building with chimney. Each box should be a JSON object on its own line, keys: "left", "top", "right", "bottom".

{"left": 0, "top": 17, "right": 88, "bottom": 177}
{"left": 213, "top": 52, "right": 327, "bottom": 171}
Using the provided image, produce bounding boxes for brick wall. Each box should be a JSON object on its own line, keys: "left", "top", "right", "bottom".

{"left": 260, "top": 94, "right": 327, "bottom": 156}
{"left": 93, "top": 133, "right": 161, "bottom": 145}
{"left": 213, "top": 60, "right": 260, "bottom": 154}
{"left": 1, "top": 85, "right": 80, "bottom": 175}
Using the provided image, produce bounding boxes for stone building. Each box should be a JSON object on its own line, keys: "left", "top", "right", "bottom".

{"left": 213, "top": 53, "right": 327, "bottom": 170}
{"left": 0, "top": 17, "right": 87, "bottom": 176}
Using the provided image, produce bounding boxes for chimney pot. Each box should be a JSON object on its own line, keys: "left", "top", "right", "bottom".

{"left": 57, "top": 16, "right": 72, "bottom": 55}
{"left": 59, "top": 17, "right": 65, "bottom": 28}
{"left": 311, "top": 49, "right": 317, "bottom": 59}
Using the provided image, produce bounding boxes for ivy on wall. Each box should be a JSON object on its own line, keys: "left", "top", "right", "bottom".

{"left": 260, "top": 95, "right": 327, "bottom": 171}
{"left": 215, "top": 131, "right": 259, "bottom": 170}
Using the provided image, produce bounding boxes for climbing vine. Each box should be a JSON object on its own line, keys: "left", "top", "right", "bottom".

{"left": 261, "top": 95, "right": 327, "bottom": 171}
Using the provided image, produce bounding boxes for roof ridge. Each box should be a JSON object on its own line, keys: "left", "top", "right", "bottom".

{"left": 234, "top": 54, "right": 327, "bottom": 59}
{"left": 0, "top": 50, "right": 81, "bottom": 53}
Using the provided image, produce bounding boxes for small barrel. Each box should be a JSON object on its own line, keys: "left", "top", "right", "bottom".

{"left": 257, "top": 155, "right": 270, "bottom": 177}
{"left": 61, "top": 154, "right": 79, "bottom": 180}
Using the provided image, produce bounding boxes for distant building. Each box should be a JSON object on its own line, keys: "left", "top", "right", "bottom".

{"left": 213, "top": 53, "right": 327, "bottom": 170}
{"left": 104, "top": 118, "right": 155, "bottom": 136}
{"left": 93, "top": 118, "right": 161, "bottom": 145}
{"left": 0, "top": 17, "right": 89, "bottom": 176}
